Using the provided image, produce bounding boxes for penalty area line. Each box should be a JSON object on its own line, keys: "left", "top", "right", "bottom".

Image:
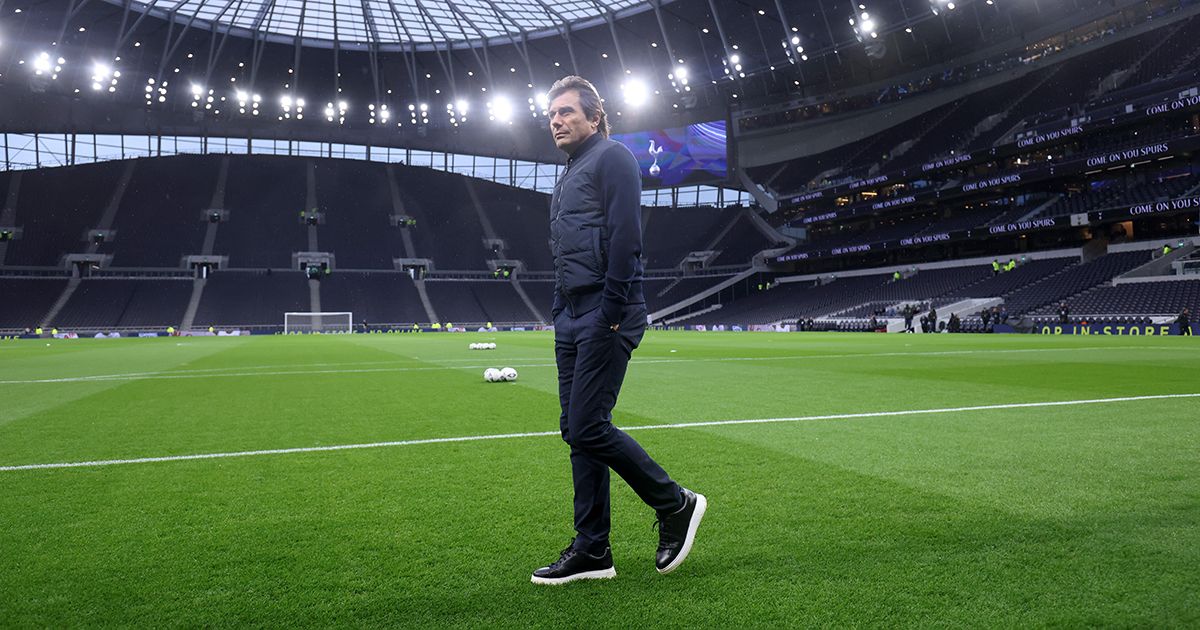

{"left": 1, "top": 392, "right": 1198, "bottom": 472}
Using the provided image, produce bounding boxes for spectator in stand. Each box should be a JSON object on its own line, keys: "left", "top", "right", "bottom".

{"left": 1058, "top": 302, "right": 1070, "bottom": 324}
{"left": 1178, "top": 308, "right": 1191, "bottom": 336}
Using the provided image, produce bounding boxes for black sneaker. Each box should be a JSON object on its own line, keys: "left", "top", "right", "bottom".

{"left": 655, "top": 488, "right": 708, "bottom": 574}
{"left": 531, "top": 541, "right": 617, "bottom": 585}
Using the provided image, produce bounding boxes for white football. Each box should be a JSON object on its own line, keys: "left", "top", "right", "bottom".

{"left": 469, "top": 343, "right": 478, "bottom": 350}
{"left": 488, "top": 342, "right": 497, "bottom": 350}
{"left": 500, "top": 367, "right": 518, "bottom": 381}
{"left": 483, "top": 368, "right": 500, "bottom": 382}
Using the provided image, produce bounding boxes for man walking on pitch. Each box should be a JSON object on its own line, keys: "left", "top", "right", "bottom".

{"left": 532, "top": 76, "right": 707, "bottom": 585}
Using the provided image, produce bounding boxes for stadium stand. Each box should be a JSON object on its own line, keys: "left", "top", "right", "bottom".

{"left": 424, "top": 280, "right": 536, "bottom": 324}
{"left": 476, "top": 187, "right": 555, "bottom": 271}
{"left": 317, "top": 272, "right": 428, "bottom": 324}
{"left": 651, "top": 275, "right": 738, "bottom": 310}
{"left": 642, "top": 205, "right": 730, "bottom": 268}
{"left": 191, "top": 271, "right": 310, "bottom": 327}
{"left": 517, "top": 280, "right": 556, "bottom": 321}
{"left": 1035, "top": 169, "right": 1199, "bottom": 219}
{"left": 709, "top": 214, "right": 780, "bottom": 266}
{"left": 53, "top": 279, "right": 193, "bottom": 328}
{"left": 940, "top": 257, "right": 1078, "bottom": 301}
{"left": 4, "top": 6, "right": 1200, "bottom": 333}
{"left": 313, "top": 160, "right": 404, "bottom": 269}
{"left": 689, "top": 274, "right": 890, "bottom": 325}
{"left": 1001, "top": 250, "right": 1151, "bottom": 315}
{"left": 0, "top": 278, "right": 67, "bottom": 329}
{"left": 390, "top": 166, "right": 490, "bottom": 270}
{"left": 216, "top": 157, "right": 309, "bottom": 268}
{"left": 1057, "top": 279, "right": 1200, "bottom": 316}
{"left": 3, "top": 161, "right": 122, "bottom": 266}
{"left": 100, "top": 156, "right": 216, "bottom": 267}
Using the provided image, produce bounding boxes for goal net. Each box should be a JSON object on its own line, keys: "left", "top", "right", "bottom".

{"left": 284, "top": 312, "right": 353, "bottom": 334}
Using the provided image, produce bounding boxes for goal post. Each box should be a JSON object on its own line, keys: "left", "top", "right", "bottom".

{"left": 283, "top": 312, "right": 353, "bottom": 334}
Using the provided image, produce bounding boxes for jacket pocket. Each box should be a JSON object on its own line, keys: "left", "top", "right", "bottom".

{"left": 591, "top": 227, "right": 603, "bottom": 272}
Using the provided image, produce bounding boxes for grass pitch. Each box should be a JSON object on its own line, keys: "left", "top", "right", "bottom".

{"left": 1, "top": 331, "right": 1198, "bottom": 627}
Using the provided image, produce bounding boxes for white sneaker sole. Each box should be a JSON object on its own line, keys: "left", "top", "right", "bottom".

{"left": 530, "top": 567, "right": 617, "bottom": 585}
{"left": 657, "top": 492, "right": 707, "bottom": 574}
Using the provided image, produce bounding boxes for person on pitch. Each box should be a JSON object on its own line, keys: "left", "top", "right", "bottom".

{"left": 532, "top": 76, "right": 707, "bottom": 586}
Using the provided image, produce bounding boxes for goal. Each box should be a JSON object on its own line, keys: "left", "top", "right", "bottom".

{"left": 283, "top": 312, "right": 353, "bottom": 334}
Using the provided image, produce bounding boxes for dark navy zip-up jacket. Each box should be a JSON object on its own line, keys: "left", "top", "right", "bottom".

{"left": 549, "top": 132, "right": 645, "bottom": 324}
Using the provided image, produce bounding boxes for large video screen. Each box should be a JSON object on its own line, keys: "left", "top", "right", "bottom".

{"left": 610, "top": 120, "right": 727, "bottom": 187}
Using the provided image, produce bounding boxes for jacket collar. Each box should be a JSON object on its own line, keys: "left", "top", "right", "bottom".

{"left": 567, "top": 132, "right": 604, "bottom": 164}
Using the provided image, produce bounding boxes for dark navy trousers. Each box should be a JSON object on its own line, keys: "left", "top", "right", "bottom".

{"left": 554, "top": 302, "right": 682, "bottom": 555}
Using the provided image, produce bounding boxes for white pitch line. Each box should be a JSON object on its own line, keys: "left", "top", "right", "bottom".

{"left": 0, "top": 345, "right": 1168, "bottom": 385}
{"left": 2, "top": 392, "right": 1197, "bottom": 472}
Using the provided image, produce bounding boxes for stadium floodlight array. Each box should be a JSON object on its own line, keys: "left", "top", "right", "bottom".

{"left": 782, "top": 36, "right": 808, "bottom": 63}
{"left": 91, "top": 62, "right": 119, "bottom": 92}
{"left": 527, "top": 91, "right": 549, "bottom": 118}
{"left": 284, "top": 312, "right": 353, "bottom": 334}
{"left": 29, "top": 52, "right": 64, "bottom": 79}
{"left": 325, "top": 100, "right": 348, "bottom": 123}
{"left": 488, "top": 96, "right": 513, "bottom": 123}
{"left": 145, "top": 77, "right": 167, "bottom": 103}
{"left": 851, "top": 6, "right": 880, "bottom": 41}
{"left": 669, "top": 65, "right": 691, "bottom": 92}
{"left": 448, "top": 99, "right": 469, "bottom": 126}
{"left": 621, "top": 78, "right": 650, "bottom": 107}
{"left": 368, "top": 103, "right": 390, "bottom": 124}
{"left": 235, "top": 90, "right": 262, "bottom": 115}
{"left": 722, "top": 54, "right": 743, "bottom": 80}
{"left": 280, "top": 94, "right": 305, "bottom": 120}
{"left": 930, "top": 0, "right": 957, "bottom": 15}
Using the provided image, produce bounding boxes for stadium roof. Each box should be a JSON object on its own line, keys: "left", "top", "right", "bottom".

{"left": 100, "top": 0, "right": 664, "bottom": 50}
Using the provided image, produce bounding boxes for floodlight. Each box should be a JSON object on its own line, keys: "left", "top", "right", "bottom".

{"left": 489, "top": 95, "right": 513, "bottom": 122}
{"left": 621, "top": 78, "right": 649, "bottom": 107}
{"left": 32, "top": 52, "right": 51, "bottom": 75}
